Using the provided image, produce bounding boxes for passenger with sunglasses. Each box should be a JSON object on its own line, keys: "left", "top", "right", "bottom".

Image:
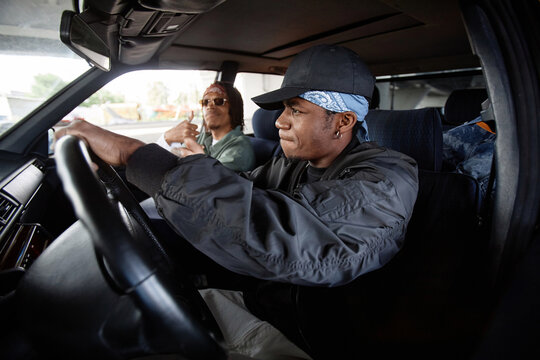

{"left": 156, "top": 81, "right": 255, "bottom": 172}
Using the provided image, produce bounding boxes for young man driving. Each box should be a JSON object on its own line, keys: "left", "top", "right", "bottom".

{"left": 56, "top": 44, "right": 419, "bottom": 359}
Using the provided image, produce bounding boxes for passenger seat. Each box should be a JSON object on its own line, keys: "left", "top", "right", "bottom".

{"left": 248, "top": 108, "right": 282, "bottom": 167}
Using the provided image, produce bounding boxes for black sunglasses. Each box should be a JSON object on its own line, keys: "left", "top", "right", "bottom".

{"left": 200, "top": 98, "right": 228, "bottom": 107}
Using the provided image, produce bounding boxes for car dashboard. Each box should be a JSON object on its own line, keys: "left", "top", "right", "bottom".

{"left": 0, "top": 158, "right": 50, "bottom": 272}
{"left": 0, "top": 156, "right": 75, "bottom": 273}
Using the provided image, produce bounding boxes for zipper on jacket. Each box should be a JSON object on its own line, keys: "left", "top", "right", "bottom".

{"left": 339, "top": 168, "right": 352, "bottom": 177}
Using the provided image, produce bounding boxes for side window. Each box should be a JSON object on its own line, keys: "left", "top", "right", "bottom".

{"left": 61, "top": 70, "right": 217, "bottom": 143}
{"left": 376, "top": 73, "right": 486, "bottom": 111}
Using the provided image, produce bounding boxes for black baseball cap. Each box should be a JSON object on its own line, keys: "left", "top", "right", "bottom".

{"left": 252, "top": 44, "right": 375, "bottom": 110}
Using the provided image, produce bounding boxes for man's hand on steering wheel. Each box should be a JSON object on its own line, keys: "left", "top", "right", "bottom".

{"left": 55, "top": 119, "right": 144, "bottom": 167}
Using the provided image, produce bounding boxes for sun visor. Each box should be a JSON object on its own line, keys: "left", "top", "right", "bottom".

{"left": 119, "top": 37, "right": 168, "bottom": 64}
{"left": 82, "top": 0, "right": 226, "bottom": 15}
{"left": 138, "top": 0, "right": 227, "bottom": 14}
{"left": 70, "top": 0, "right": 228, "bottom": 67}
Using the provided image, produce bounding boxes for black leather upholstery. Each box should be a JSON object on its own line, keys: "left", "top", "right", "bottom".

{"left": 365, "top": 108, "right": 443, "bottom": 171}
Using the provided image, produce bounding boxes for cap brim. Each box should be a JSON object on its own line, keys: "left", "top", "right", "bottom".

{"left": 251, "top": 87, "right": 309, "bottom": 110}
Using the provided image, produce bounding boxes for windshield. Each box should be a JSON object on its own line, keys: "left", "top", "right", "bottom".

{"left": 65, "top": 70, "right": 283, "bottom": 144}
{"left": 0, "top": 0, "right": 90, "bottom": 137}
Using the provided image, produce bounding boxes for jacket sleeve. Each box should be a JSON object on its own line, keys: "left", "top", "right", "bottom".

{"left": 127, "top": 144, "right": 418, "bottom": 287}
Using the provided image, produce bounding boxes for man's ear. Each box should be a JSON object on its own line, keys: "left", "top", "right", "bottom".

{"left": 337, "top": 111, "right": 357, "bottom": 134}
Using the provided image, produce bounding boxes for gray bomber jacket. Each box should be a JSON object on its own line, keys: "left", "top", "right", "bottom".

{"left": 127, "top": 137, "right": 419, "bottom": 287}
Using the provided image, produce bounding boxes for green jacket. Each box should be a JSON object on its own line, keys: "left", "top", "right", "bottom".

{"left": 198, "top": 126, "right": 255, "bottom": 172}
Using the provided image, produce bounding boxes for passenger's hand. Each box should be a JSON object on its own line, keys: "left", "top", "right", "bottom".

{"left": 164, "top": 114, "right": 199, "bottom": 145}
{"left": 173, "top": 137, "right": 205, "bottom": 157}
{"left": 54, "top": 119, "right": 144, "bottom": 167}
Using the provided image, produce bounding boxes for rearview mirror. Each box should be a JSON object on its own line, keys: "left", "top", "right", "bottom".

{"left": 60, "top": 11, "right": 111, "bottom": 71}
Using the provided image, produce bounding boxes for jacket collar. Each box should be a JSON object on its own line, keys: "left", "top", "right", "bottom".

{"left": 202, "top": 125, "right": 243, "bottom": 152}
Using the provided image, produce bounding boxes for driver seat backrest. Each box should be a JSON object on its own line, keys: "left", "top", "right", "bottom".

{"left": 295, "top": 170, "right": 489, "bottom": 359}
{"left": 365, "top": 108, "right": 443, "bottom": 171}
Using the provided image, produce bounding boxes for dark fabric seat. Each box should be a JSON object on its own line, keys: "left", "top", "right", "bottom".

{"left": 339, "top": 170, "right": 488, "bottom": 357}
{"left": 365, "top": 108, "right": 443, "bottom": 171}
{"left": 288, "top": 169, "right": 490, "bottom": 359}
{"left": 248, "top": 108, "right": 282, "bottom": 167}
{"left": 252, "top": 108, "right": 281, "bottom": 142}
{"left": 443, "top": 88, "right": 488, "bottom": 130}
{"left": 248, "top": 137, "right": 279, "bottom": 168}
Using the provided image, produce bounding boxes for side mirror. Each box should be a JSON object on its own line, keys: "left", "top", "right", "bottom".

{"left": 60, "top": 11, "right": 111, "bottom": 71}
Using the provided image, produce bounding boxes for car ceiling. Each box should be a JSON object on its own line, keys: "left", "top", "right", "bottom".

{"left": 156, "top": 0, "right": 478, "bottom": 76}
{"left": 160, "top": 0, "right": 478, "bottom": 75}
{"left": 1, "top": 0, "right": 479, "bottom": 77}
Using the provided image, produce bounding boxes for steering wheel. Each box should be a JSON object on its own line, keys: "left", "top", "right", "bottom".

{"left": 54, "top": 135, "right": 226, "bottom": 359}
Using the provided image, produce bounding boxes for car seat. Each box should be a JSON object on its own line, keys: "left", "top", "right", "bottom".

{"left": 365, "top": 107, "right": 443, "bottom": 171}
{"left": 248, "top": 108, "right": 282, "bottom": 167}
{"left": 293, "top": 168, "right": 489, "bottom": 360}
{"left": 369, "top": 85, "right": 380, "bottom": 110}
{"left": 443, "top": 88, "right": 488, "bottom": 130}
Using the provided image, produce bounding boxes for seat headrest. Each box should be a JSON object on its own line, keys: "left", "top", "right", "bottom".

{"left": 252, "top": 108, "right": 282, "bottom": 141}
{"left": 369, "top": 85, "right": 380, "bottom": 110}
{"left": 444, "top": 89, "right": 488, "bottom": 125}
{"left": 365, "top": 108, "right": 443, "bottom": 171}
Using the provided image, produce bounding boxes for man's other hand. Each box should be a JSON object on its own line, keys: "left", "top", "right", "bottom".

{"left": 172, "top": 137, "right": 205, "bottom": 158}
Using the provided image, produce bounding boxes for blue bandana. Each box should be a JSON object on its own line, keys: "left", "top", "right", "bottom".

{"left": 299, "top": 91, "right": 370, "bottom": 142}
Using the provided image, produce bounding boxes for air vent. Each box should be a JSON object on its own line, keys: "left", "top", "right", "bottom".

{"left": 0, "top": 193, "right": 18, "bottom": 226}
